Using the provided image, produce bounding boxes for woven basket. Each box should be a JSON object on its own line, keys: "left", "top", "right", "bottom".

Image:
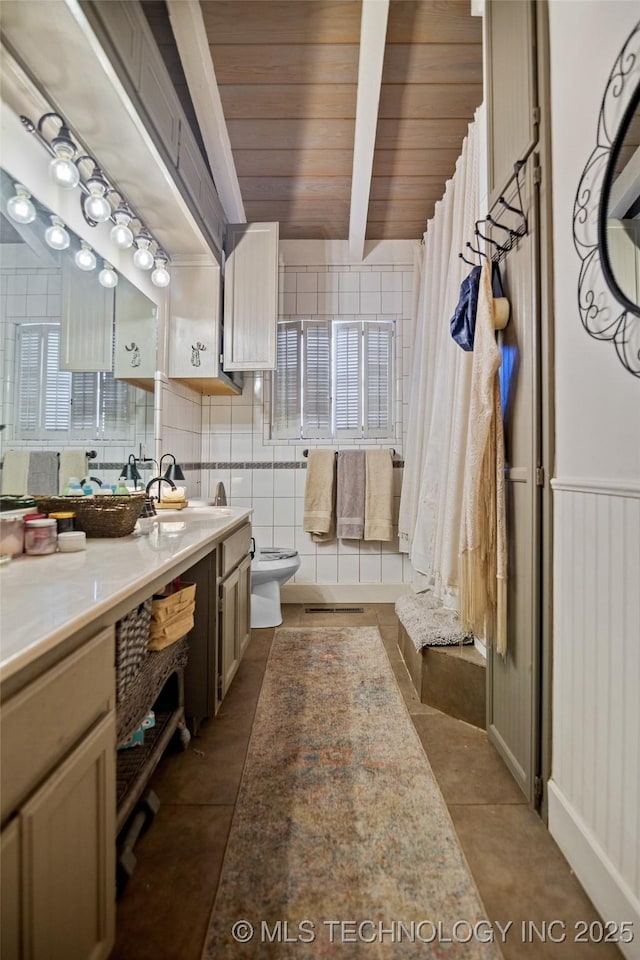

{"left": 115, "top": 599, "right": 152, "bottom": 704}
{"left": 34, "top": 493, "right": 145, "bottom": 538}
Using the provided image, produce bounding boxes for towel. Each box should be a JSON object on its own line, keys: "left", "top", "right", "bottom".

{"left": 336, "top": 450, "right": 365, "bottom": 539}
{"left": 364, "top": 450, "right": 394, "bottom": 541}
{"left": 1, "top": 450, "right": 29, "bottom": 494}
{"left": 59, "top": 450, "right": 89, "bottom": 493}
{"left": 27, "top": 451, "right": 59, "bottom": 495}
{"left": 459, "top": 260, "right": 507, "bottom": 656}
{"left": 303, "top": 450, "right": 336, "bottom": 542}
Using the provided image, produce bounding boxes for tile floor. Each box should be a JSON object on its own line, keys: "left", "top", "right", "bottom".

{"left": 110, "top": 605, "right": 621, "bottom": 959}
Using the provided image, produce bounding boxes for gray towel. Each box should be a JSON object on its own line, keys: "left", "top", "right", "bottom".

{"left": 27, "top": 451, "right": 59, "bottom": 495}
{"left": 336, "top": 450, "right": 365, "bottom": 539}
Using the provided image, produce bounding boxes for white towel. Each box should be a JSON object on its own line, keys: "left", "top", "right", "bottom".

{"left": 1, "top": 450, "right": 29, "bottom": 494}
{"left": 303, "top": 450, "right": 336, "bottom": 542}
{"left": 364, "top": 450, "right": 394, "bottom": 541}
{"left": 336, "top": 450, "right": 365, "bottom": 539}
{"left": 59, "top": 450, "right": 89, "bottom": 493}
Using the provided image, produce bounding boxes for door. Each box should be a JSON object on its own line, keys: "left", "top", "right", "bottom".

{"left": 21, "top": 715, "right": 115, "bottom": 960}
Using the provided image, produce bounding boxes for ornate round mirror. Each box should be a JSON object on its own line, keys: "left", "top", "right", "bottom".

{"left": 574, "top": 21, "right": 640, "bottom": 377}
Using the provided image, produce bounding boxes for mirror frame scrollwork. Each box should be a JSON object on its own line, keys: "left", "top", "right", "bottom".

{"left": 573, "top": 20, "right": 640, "bottom": 378}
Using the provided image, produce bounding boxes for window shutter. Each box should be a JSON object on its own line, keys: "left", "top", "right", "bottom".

{"left": 302, "top": 321, "right": 331, "bottom": 439}
{"left": 101, "top": 372, "right": 131, "bottom": 438}
{"left": 363, "top": 321, "right": 394, "bottom": 438}
{"left": 70, "top": 372, "right": 97, "bottom": 434}
{"left": 273, "top": 321, "right": 302, "bottom": 439}
{"left": 43, "top": 328, "right": 72, "bottom": 432}
{"left": 16, "top": 327, "right": 41, "bottom": 434}
{"left": 333, "top": 321, "right": 362, "bottom": 438}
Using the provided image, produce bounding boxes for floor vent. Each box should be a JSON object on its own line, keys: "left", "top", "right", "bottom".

{"left": 304, "top": 607, "right": 365, "bottom": 614}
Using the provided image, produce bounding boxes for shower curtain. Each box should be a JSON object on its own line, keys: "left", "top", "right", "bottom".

{"left": 398, "top": 108, "right": 484, "bottom": 606}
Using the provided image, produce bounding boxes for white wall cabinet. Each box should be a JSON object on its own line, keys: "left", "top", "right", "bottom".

{"left": 223, "top": 222, "right": 279, "bottom": 371}
{"left": 0, "top": 627, "right": 116, "bottom": 960}
{"left": 168, "top": 262, "right": 239, "bottom": 395}
{"left": 60, "top": 261, "right": 114, "bottom": 372}
{"left": 114, "top": 278, "right": 158, "bottom": 392}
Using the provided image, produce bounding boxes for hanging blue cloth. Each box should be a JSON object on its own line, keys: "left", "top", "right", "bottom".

{"left": 450, "top": 263, "right": 505, "bottom": 351}
{"left": 450, "top": 266, "right": 481, "bottom": 351}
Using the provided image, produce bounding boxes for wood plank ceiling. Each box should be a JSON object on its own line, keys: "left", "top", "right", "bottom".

{"left": 144, "top": 0, "right": 483, "bottom": 242}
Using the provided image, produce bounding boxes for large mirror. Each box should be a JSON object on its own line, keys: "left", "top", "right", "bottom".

{"left": 574, "top": 21, "right": 640, "bottom": 378}
{"left": 0, "top": 167, "right": 156, "bottom": 481}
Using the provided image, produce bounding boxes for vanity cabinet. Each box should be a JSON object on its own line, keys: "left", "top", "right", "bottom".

{"left": 0, "top": 627, "right": 116, "bottom": 960}
{"left": 168, "top": 263, "right": 240, "bottom": 396}
{"left": 183, "top": 522, "right": 252, "bottom": 730}
{"left": 60, "top": 261, "right": 114, "bottom": 372}
{"left": 222, "top": 222, "right": 280, "bottom": 371}
{"left": 114, "top": 276, "right": 158, "bottom": 392}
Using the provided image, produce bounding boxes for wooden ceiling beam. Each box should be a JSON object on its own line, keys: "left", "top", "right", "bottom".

{"left": 166, "top": 0, "right": 245, "bottom": 222}
{"left": 349, "top": 0, "right": 390, "bottom": 262}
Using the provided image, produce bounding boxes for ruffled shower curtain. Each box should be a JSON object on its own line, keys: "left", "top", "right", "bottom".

{"left": 398, "top": 108, "right": 484, "bottom": 606}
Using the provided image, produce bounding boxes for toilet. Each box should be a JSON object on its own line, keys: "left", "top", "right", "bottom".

{"left": 250, "top": 547, "right": 300, "bottom": 628}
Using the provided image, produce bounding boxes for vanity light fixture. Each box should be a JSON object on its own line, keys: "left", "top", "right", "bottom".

{"left": 80, "top": 162, "right": 112, "bottom": 224}
{"left": 7, "top": 183, "right": 36, "bottom": 224}
{"left": 110, "top": 206, "right": 134, "bottom": 249}
{"left": 133, "top": 231, "right": 155, "bottom": 270}
{"left": 44, "top": 215, "right": 70, "bottom": 251}
{"left": 75, "top": 241, "right": 97, "bottom": 271}
{"left": 151, "top": 252, "right": 171, "bottom": 288}
{"left": 98, "top": 261, "right": 118, "bottom": 288}
{"left": 42, "top": 114, "right": 81, "bottom": 189}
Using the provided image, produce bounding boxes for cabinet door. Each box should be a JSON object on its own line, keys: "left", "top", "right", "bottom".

{"left": 60, "top": 261, "right": 114, "bottom": 372}
{"left": 168, "top": 264, "right": 222, "bottom": 381}
{"left": 1, "top": 818, "right": 20, "bottom": 960}
{"left": 219, "top": 566, "right": 240, "bottom": 700}
{"left": 21, "top": 715, "right": 115, "bottom": 960}
{"left": 237, "top": 553, "right": 252, "bottom": 660}
{"left": 223, "top": 222, "right": 279, "bottom": 371}
{"left": 113, "top": 278, "right": 157, "bottom": 388}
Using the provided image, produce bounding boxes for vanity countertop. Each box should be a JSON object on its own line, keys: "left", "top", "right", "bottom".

{"left": 0, "top": 507, "right": 252, "bottom": 690}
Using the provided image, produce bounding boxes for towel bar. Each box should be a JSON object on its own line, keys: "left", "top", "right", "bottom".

{"left": 302, "top": 448, "right": 395, "bottom": 458}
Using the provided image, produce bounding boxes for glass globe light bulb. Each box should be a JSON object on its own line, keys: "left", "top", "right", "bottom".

{"left": 7, "top": 184, "right": 36, "bottom": 224}
{"left": 49, "top": 156, "right": 80, "bottom": 189}
{"left": 44, "top": 216, "right": 70, "bottom": 251}
{"left": 110, "top": 211, "right": 134, "bottom": 249}
{"left": 151, "top": 259, "right": 171, "bottom": 288}
{"left": 99, "top": 262, "right": 118, "bottom": 288}
{"left": 83, "top": 192, "right": 111, "bottom": 223}
{"left": 75, "top": 242, "right": 96, "bottom": 271}
{"left": 133, "top": 237, "right": 154, "bottom": 270}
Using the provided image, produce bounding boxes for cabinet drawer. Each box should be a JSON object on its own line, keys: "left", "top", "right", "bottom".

{"left": 0, "top": 627, "right": 114, "bottom": 822}
{"left": 220, "top": 524, "right": 252, "bottom": 578}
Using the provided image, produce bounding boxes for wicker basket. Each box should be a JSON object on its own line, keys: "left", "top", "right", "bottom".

{"left": 115, "top": 599, "right": 152, "bottom": 704}
{"left": 34, "top": 493, "right": 145, "bottom": 538}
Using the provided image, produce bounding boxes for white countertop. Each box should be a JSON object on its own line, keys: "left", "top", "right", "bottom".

{"left": 0, "top": 507, "right": 252, "bottom": 686}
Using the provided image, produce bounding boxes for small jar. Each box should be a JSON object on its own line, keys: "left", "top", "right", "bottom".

{"left": 57, "top": 531, "right": 87, "bottom": 553}
{"left": 49, "top": 511, "right": 76, "bottom": 534}
{"left": 24, "top": 518, "right": 57, "bottom": 556}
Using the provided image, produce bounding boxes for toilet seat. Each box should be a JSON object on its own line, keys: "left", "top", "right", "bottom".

{"left": 258, "top": 547, "right": 298, "bottom": 561}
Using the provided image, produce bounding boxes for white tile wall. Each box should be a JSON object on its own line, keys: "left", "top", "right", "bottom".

{"left": 201, "top": 262, "right": 415, "bottom": 586}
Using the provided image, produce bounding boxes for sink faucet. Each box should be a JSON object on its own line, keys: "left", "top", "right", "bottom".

{"left": 213, "top": 481, "right": 227, "bottom": 506}
{"left": 145, "top": 476, "right": 176, "bottom": 501}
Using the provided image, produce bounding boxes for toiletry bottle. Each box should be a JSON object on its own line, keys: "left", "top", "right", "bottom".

{"left": 114, "top": 480, "right": 130, "bottom": 495}
{"left": 64, "top": 477, "right": 82, "bottom": 496}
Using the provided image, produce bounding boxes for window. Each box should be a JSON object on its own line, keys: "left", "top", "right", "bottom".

{"left": 15, "top": 322, "right": 132, "bottom": 440}
{"left": 272, "top": 319, "right": 395, "bottom": 441}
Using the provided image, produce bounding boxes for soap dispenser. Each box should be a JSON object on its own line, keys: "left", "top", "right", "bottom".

{"left": 114, "top": 479, "right": 131, "bottom": 496}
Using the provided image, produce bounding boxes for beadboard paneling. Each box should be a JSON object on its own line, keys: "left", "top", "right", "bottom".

{"left": 551, "top": 484, "right": 640, "bottom": 937}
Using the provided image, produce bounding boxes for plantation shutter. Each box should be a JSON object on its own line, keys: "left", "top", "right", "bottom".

{"left": 302, "top": 321, "right": 331, "bottom": 439}
{"left": 364, "top": 321, "right": 394, "bottom": 438}
{"left": 273, "top": 321, "right": 302, "bottom": 439}
{"left": 70, "top": 372, "right": 97, "bottom": 434}
{"left": 333, "top": 322, "right": 362, "bottom": 438}
{"left": 43, "top": 328, "right": 72, "bottom": 432}
{"left": 17, "top": 327, "right": 41, "bottom": 433}
{"left": 101, "top": 372, "right": 130, "bottom": 437}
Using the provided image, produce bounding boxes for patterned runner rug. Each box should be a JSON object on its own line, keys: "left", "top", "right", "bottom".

{"left": 202, "top": 627, "right": 502, "bottom": 959}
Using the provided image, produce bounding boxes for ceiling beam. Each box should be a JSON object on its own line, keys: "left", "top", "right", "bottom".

{"left": 348, "top": 0, "right": 390, "bottom": 261}
{"left": 166, "top": 0, "right": 245, "bottom": 223}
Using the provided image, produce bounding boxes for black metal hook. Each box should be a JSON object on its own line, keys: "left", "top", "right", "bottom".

{"left": 484, "top": 214, "right": 520, "bottom": 240}
{"left": 459, "top": 251, "right": 476, "bottom": 267}
{"left": 466, "top": 240, "right": 488, "bottom": 261}
{"left": 475, "top": 220, "right": 509, "bottom": 254}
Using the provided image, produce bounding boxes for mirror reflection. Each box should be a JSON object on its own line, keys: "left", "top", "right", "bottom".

{"left": 605, "top": 90, "right": 640, "bottom": 309}
{"left": 0, "top": 168, "right": 156, "bottom": 482}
